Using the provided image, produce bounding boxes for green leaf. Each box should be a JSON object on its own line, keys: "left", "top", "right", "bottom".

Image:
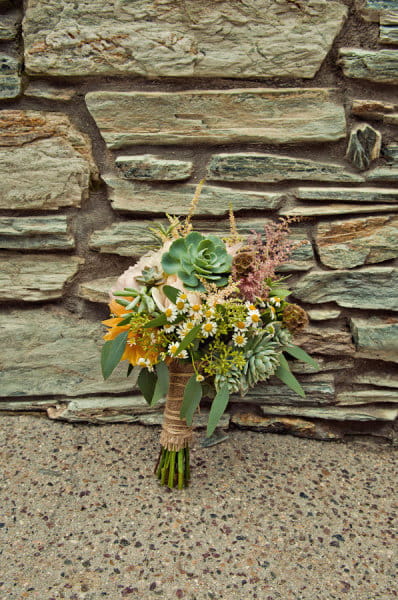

{"left": 180, "top": 375, "right": 202, "bottom": 426}
{"left": 161, "top": 253, "right": 179, "bottom": 274}
{"left": 127, "top": 363, "right": 135, "bottom": 377}
{"left": 101, "top": 330, "right": 129, "bottom": 379}
{"left": 284, "top": 344, "right": 319, "bottom": 369}
{"left": 137, "top": 368, "right": 157, "bottom": 404}
{"left": 162, "top": 285, "right": 181, "bottom": 304}
{"left": 207, "top": 384, "right": 229, "bottom": 438}
{"left": 174, "top": 324, "right": 201, "bottom": 355}
{"left": 151, "top": 362, "right": 170, "bottom": 406}
{"left": 275, "top": 354, "right": 305, "bottom": 398}
{"left": 143, "top": 313, "right": 168, "bottom": 328}
{"left": 117, "top": 314, "right": 133, "bottom": 326}
{"left": 269, "top": 288, "right": 290, "bottom": 299}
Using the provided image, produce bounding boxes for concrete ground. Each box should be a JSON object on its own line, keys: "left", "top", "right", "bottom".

{"left": 0, "top": 415, "right": 397, "bottom": 600}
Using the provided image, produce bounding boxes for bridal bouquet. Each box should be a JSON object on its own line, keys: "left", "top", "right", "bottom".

{"left": 101, "top": 184, "right": 317, "bottom": 489}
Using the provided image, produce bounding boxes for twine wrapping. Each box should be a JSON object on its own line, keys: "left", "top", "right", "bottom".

{"left": 160, "top": 360, "right": 195, "bottom": 452}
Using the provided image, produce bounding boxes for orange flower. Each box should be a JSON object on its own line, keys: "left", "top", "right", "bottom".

{"left": 102, "top": 299, "right": 133, "bottom": 340}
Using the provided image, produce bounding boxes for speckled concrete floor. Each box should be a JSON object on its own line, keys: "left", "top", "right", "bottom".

{"left": 0, "top": 415, "right": 397, "bottom": 600}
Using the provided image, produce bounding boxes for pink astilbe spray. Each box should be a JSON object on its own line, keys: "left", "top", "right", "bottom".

{"left": 234, "top": 219, "right": 294, "bottom": 301}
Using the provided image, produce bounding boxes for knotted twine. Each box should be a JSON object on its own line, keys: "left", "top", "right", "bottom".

{"left": 159, "top": 360, "right": 195, "bottom": 452}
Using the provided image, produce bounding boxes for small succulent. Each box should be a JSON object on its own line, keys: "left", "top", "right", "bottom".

{"left": 161, "top": 231, "right": 232, "bottom": 291}
{"left": 239, "top": 332, "right": 281, "bottom": 395}
{"left": 215, "top": 364, "right": 242, "bottom": 395}
{"left": 135, "top": 265, "right": 165, "bottom": 287}
{"left": 273, "top": 324, "right": 293, "bottom": 347}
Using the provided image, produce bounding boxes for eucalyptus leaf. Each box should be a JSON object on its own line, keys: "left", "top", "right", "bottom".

{"left": 151, "top": 362, "right": 170, "bottom": 406}
{"left": 101, "top": 330, "right": 129, "bottom": 380}
{"left": 284, "top": 344, "right": 319, "bottom": 369}
{"left": 162, "top": 285, "right": 181, "bottom": 304}
{"left": 117, "top": 314, "right": 133, "bottom": 326}
{"left": 175, "top": 324, "right": 201, "bottom": 356}
{"left": 180, "top": 375, "right": 202, "bottom": 426}
{"left": 138, "top": 368, "right": 157, "bottom": 404}
{"left": 207, "top": 384, "right": 229, "bottom": 438}
{"left": 143, "top": 313, "right": 168, "bottom": 329}
{"left": 275, "top": 354, "right": 305, "bottom": 397}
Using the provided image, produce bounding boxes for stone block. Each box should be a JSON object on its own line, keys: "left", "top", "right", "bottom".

{"left": 315, "top": 215, "right": 398, "bottom": 269}
{"left": 105, "top": 177, "right": 283, "bottom": 216}
{"left": 295, "top": 186, "right": 398, "bottom": 204}
{"left": 338, "top": 48, "right": 398, "bottom": 84}
{"left": 230, "top": 413, "right": 344, "bottom": 441}
{"left": 231, "top": 375, "right": 335, "bottom": 406}
{"left": 0, "top": 53, "right": 21, "bottom": 99}
{"left": 352, "top": 371, "right": 398, "bottom": 388}
{"left": 115, "top": 155, "right": 193, "bottom": 181}
{"left": 307, "top": 309, "right": 341, "bottom": 321}
{"left": 89, "top": 219, "right": 314, "bottom": 272}
{"left": 351, "top": 99, "right": 398, "bottom": 125}
{"left": 356, "top": 0, "right": 398, "bottom": 22}
{"left": 79, "top": 277, "right": 115, "bottom": 304}
{"left": 23, "top": 0, "right": 346, "bottom": 79}
{"left": 293, "top": 267, "right": 398, "bottom": 311}
{"left": 336, "top": 390, "right": 398, "bottom": 405}
{"left": 0, "top": 216, "right": 75, "bottom": 250}
{"left": 380, "top": 25, "right": 398, "bottom": 45}
{"left": 0, "top": 308, "right": 139, "bottom": 397}
{"left": 0, "top": 254, "right": 83, "bottom": 302}
{"left": 0, "top": 111, "right": 97, "bottom": 211}
{"left": 0, "top": 11, "right": 20, "bottom": 41}
{"left": 293, "top": 327, "right": 355, "bottom": 357}
{"left": 280, "top": 202, "right": 398, "bottom": 218}
{"left": 350, "top": 317, "right": 398, "bottom": 362}
{"left": 24, "top": 82, "right": 76, "bottom": 101}
{"left": 366, "top": 167, "right": 398, "bottom": 182}
{"left": 86, "top": 89, "right": 346, "bottom": 148}
{"left": 260, "top": 404, "right": 398, "bottom": 421}
{"left": 207, "top": 153, "right": 362, "bottom": 183}
{"left": 345, "top": 124, "right": 381, "bottom": 171}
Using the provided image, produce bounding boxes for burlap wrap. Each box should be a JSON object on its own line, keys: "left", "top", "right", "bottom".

{"left": 159, "top": 360, "right": 195, "bottom": 452}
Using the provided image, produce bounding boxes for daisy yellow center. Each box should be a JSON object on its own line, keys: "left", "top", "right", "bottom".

{"left": 165, "top": 308, "right": 173, "bottom": 317}
{"left": 248, "top": 304, "right": 256, "bottom": 311}
{"left": 176, "top": 300, "right": 185, "bottom": 310}
{"left": 251, "top": 313, "right": 260, "bottom": 323}
{"left": 191, "top": 304, "right": 201, "bottom": 312}
{"left": 236, "top": 320, "right": 245, "bottom": 330}
{"left": 204, "top": 323, "right": 214, "bottom": 332}
{"left": 235, "top": 335, "right": 245, "bottom": 344}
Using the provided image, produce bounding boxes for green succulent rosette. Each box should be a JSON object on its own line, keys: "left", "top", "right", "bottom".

{"left": 161, "top": 231, "right": 232, "bottom": 291}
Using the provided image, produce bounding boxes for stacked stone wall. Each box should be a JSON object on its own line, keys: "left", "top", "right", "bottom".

{"left": 0, "top": 0, "right": 397, "bottom": 442}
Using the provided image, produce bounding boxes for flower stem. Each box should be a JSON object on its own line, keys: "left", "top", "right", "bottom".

{"left": 156, "top": 446, "right": 191, "bottom": 489}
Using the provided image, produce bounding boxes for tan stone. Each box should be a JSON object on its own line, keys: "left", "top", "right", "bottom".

{"left": 86, "top": 89, "right": 346, "bottom": 148}
{"left": 293, "top": 327, "right": 356, "bottom": 357}
{"left": 336, "top": 390, "right": 398, "bottom": 405}
{"left": 79, "top": 277, "right": 116, "bottom": 304}
{"left": 316, "top": 215, "right": 398, "bottom": 269}
{"left": 260, "top": 404, "right": 398, "bottom": 421}
{"left": 0, "top": 111, "right": 98, "bottom": 211}
{"left": 23, "top": 0, "right": 347, "bottom": 79}
{"left": 338, "top": 48, "right": 398, "bottom": 84}
{"left": 0, "top": 254, "right": 83, "bottom": 302}
{"left": 351, "top": 98, "right": 398, "bottom": 124}
{"left": 0, "top": 216, "right": 75, "bottom": 250}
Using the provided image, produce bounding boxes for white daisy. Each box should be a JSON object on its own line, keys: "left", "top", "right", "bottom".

{"left": 245, "top": 302, "right": 258, "bottom": 313}
{"left": 164, "top": 306, "right": 178, "bottom": 322}
{"left": 245, "top": 310, "right": 261, "bottom": 327}
{"left": 163, "top": 323, "right": 176, "bottom": 334}
{"left": 233, "top": 319, "right": 247, "bottom": 332}
{"left": 233, "top": 332, "right": 247, "bottom": 347}
{"left": 189, "top": 303, "right": 203, "bottom": 320}
{"left": 196, "top": 374, "right": 204, "bottom": 382}
{"left": 201, "top": 321, "right": 218, "bottom": 338}
{"left": 167, "top": 342, "right": 179, "bottom": 356}
{"left": 268, "top": 296, "right": 281, "bottom": 308}
{"left": 203, "top": 307, "right": 215, "bottom": 320}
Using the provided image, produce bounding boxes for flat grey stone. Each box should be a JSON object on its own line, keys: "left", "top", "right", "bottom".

{"left": 295, "top": 186, "right": 398, "bottom": 203}
{"left": 351, "top": 317, "right": 398, "bottom": 363}
{"left": 24, "top": 82, "right": 76, "bottom": 101}
{"left": 260, "top": 404, "right": 398, "bottom": 421}
{"left": 293, "top": 327, "right": 355, "bottom": 357}
{"left": 290, "top": 357, "right": 353, "bottom": 375}
{"left": 351, "top": 98, "right": 398, "bottom": 125}
{"left": 380, "top": 25, "right": 398, "bottom": 44}
{"left": 230, "top": 413, "right": 344, "bottom": 440}
{"left": 79, "top": 277, "right": 116, "bottom": 304}
{"left": 366, "top": 167, "right": 398, "bottom": 182}
{"left": 86, "top": 89, "right": 347, "bottom": 148}
{"left": 352, "top": 371, "right": 398, "bottom": 388}
{"left": 89, "top": 219, "right": 314, "bottom": 272}
{"left": 0, "top": 254, "right": 83, "bottom": 302}
{"left": 280, "top": 202, "right": 398, "bottom": 218}
{"left": 315, "top": 215, "right": 398, "bottom": 269}
{"left": 115, "top": 155, "right": 193, "bottom": 182}
{"left": 0, "top": 53, "right": 21, "bottom": 99}
{"left": 294, "top": 267, "right": 398, "bottom": 311}
{"left": 23, "top": 0, "right": 347, "bottom": 79}
{"left": 338, "top": 48, "right": 398, "bottom": 84}
{"left": 0, "top": 111, "right": 97, "bottom": 211}
{"left": 0, "top": 308, "right": 140, "bottom": 397}
{"left": 0, "top": 216, "right": 74, "bottom": 250}
{"left": 307, "top": 309, "right": 341, "bottom": 321}
{"left": 336, "top": 390, "right": 398, "bottom": 405}
{"left": 105, "top": 177, "right": 283, "bottom": 216}
{"left": 0, "top": 11, "right": 20, "bottom": 40}
{"left": 346, "top": 124, "right": 381, "bottom": 171}
{"left": 356, "top": 0, "right": 398, "bottom": 22}
{"left": 232, "top": 376, "right": 335, "bottom": 407}
{"left": 207, "top": 153, "right": 362, "bottom": 184}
